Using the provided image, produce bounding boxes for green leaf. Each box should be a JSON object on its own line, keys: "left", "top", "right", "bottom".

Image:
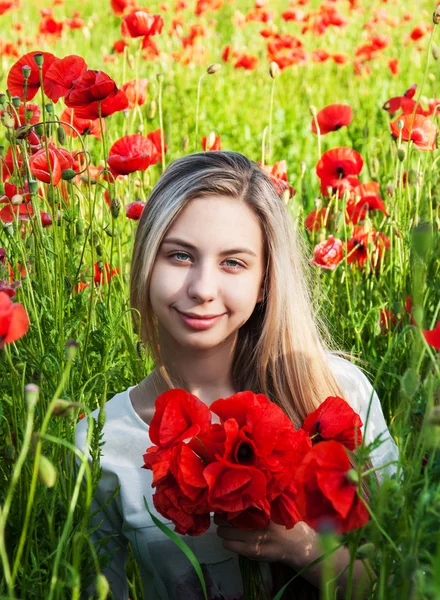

{"left": 143, "top": 496, "right": 208, "bottom": 600}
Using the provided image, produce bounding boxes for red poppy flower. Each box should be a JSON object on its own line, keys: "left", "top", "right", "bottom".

{"left": 0, "top": 279, "right": 20, "bottom": 298}
{"left": 346, "top": 182, "right": 388, "bottom": 224}
{"left": 294, "top": 440, "right": 370, "bottom": 534}
{"left": 201, "top": 134, "right": 221, "bottom": 151}
{"left": 121, "top": 11, "right": 164, "bottom": 38}
{"left": 310, "top": 235, "right": 344, "bottom": 271}
{"left": 388, "top": 58, "right": 399, "bottom": 76}
{"left": 70, "top": 89, "right": 129, "bottom": 120}
{"left": 1, "top": 146, "right": 23, "bottom": 181}
{"left": 149, "top": 389, "right": 212, "bottom": 449}
{"left": 108, "top": 131, "right": 166, "bottom": 175}
{"left": 93, "top": 262, "right": 120, "bottom": 285}
{"left": 390, "top": 113, "right": 437, "bottom": 151}
{"left": 316, "top": 147, "right": 363, "bottom": 182}
{"left": 311, "top": 104, "right": 353, "bottom": 135}
{"left": 121, "top": 78, "right": 148, "bottom": 109}
{"left": 423, "top": 321, "right": 440, "bottom": 350}
{"left": 39, "top": 14, "right": 63, "bottom": 36}
{"left": 59, "top": 107, "right": 103, "bottom": 140}
{"left": 346, "top": 226, "right": 377, "bottom": 268}
{"left": 42, "top": 54, "right": 87, "bottom": 103}
{"left": 234, "top": 53, "right": 259, "bottom": 70}
{"left": 7, "top": 51, "right": 57, "bottom": 101}
{"left": 302, "top": 396, "right": 363, "bottom": 450}
{"left": 65, "top": 70, "right": 119, "bottom": 107}
{"left": 379, "top": 308, "right": 398, "bottom": 335}
{"left": 0, "top": 102, "right": 40, "bottom": 128}
{"left": 305, "top": 207, "right": 330, "bottom": 232}
{"left": 260, "top": 160, "right": 295, "bottom": 197}
{"left": 111, "top": 0, "right": 137, "bottom": 17}
{"left": 0, "top": 181, "right": 33, "bottom": 205}
{"left": 170, "top": 443, "right": 208, "bottom": 501}
{"left": 126, "top": 201, "right": 146, "bottom": 220}
{"left": 29, "top": 143, "right": 75, "bottom": 185}
{"left": 0, "top": 291, "right": 29, "bottom": 349}
{"left": 0, "top": 203, "right": 33, "bottom": 223}
{"left": 113, "top": 39, "right": 129, "bottom": 53}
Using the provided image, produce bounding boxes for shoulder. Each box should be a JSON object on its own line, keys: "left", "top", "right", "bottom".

{"left": 326, "top": 353, "right": 377, "bottom": 413}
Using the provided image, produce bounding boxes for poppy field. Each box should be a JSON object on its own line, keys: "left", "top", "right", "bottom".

{"left": 1, "top": 0, "right": 440, "bottom": 598}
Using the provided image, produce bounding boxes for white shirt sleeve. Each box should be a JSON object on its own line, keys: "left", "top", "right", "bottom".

{"left": 328, "top": 355, "right": 400, "bottom": 484}
{"left": 75, "top": 418, "right": 130, "bottom": 600}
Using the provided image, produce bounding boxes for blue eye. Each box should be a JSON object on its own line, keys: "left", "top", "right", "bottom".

{"left": 168, "top": 252, "right": 244, "bottom": 270}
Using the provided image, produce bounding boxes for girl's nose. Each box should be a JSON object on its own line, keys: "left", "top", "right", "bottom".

{"left": 186, "top": 262, "right": 218, "bottom": 303}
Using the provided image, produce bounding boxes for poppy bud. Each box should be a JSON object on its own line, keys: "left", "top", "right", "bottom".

{"left": 65, "top": 339, "right": 79, "bottom": 361}
{"left": 15, "top": 124, "right": 33, "bottom": 140}
{"left": 356, "top": 543, "right": 375, "bottom": 560}
{"left": 34, "top": 124, "right": 44, "bottom": 136}
{"left": 38, "top": 455, "right": 57, "bottom": 488}
{"left": 282, "top": 188, "right": 290, "bottom": 205}
{"left": 104, "top": 226, "right": 118, "bottom": 237}
{"left": 433, "top": 6, "right": 440, "bottom": 24}
{"left": 98, "top": 408, "right": 106, "bottom": 428}
{"left": 269, "top": 61, "right": 279, "bottom": 79}
{"left": 62, "top": 169, "right": 77, "bottom": 181}
{"left": 110, "top": 197, "right": 121, "bottom": 219}
{"left": 96, "top": 573, "right": 110, "bottom": 600}
{"left": 0, "top": 94, "right": 5, "bottom": 105}
{"left": 397, "top": 119, "right": 404, "bottom": 130}
{"left": 3, "top": 222, "right": 14, "bottom": 237}
{"left": 396, "top": 146, "right": 406, "bottom": 161}
{"left": 52, "top": 400, "right": 81, "bottom": 417}
{"left": 12, "top": 96, "right": 20, "bottom": 108}
{"left": 386, "top": 183, "right": 394, "bottom": 196}
{"left": 25, "top": 383, "right": 40, "bottom": 410}
{"left": 57, "top": 125, "right": 66, "bottom": 145}
{"left": 75, "top": 219, "right": 84, "bottom": 236}
{"left": 432, "top": 44, "right": 440, "bottom": 61}
{"left": 136, "top": 341, "right": 146, "bottom": 359}
{"left": 22, "top": 65, "right": 32, "bottom": 79}
{"left": 1, "top": 112, "right": 15, "bottom": 129}
{"left": 207, "top": 63, "right": 221, "bottom": 75}
{"left": 148, "top": 99, "right": 157, "bottom": 119}
{"left": 157, "top": 72, "right": 164, "bottom": 84}
{"left": 45, "top": 103, "right": 53, "bottom": 114}
{"left": 370, "top": 157, "right": 380, "bottom": 178}
{"left": 33, "top": 53, "right": 44, "bottom": 67}
{"left": 11, "top": 194, "right": 23, "bottom": 206}
{"left": 206, "top": 131, "right": 216, "bottom": 148}
{"left": 309, "top": 105, "right": 318, "bottom": 118}
{"left": 345, "top": 469, "right": 359, "bottom": 484}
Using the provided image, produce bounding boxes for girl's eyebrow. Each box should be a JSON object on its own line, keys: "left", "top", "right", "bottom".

{"left": 162, "top": 236, "right": 257, "bottom": 257}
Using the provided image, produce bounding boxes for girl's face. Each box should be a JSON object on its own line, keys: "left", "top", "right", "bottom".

{"left": 149, "top": 195, "right": 265, "bottom": 351}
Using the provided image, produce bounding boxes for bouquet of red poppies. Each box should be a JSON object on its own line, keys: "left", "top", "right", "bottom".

{"left": 142, "top": 390, "right": 369, "bottom": 598}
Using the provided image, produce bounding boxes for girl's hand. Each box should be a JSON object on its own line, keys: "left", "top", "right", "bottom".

{"left": 214, "top": 514, "right": 321, "bottom": 570}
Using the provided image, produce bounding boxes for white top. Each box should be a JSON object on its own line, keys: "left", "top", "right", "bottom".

{"left": 75, "top": 355, "right": 400, "bottom": 600}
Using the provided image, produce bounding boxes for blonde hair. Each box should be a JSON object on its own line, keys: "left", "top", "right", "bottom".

{"left": 130, "top": 151, "right": 374, "bottom": 492}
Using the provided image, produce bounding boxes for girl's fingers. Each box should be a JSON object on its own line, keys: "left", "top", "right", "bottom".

{"left": 216, "top": 525, "right": 245, "bottom": 540}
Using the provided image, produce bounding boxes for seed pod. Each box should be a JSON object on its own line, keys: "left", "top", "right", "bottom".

{"left": 52, "top": 400, "right": 81, "bottom": 417}
{"left": 38, "top": 455, "right": 57, "bottom": 488}
{"left": 207, "top": 63, "right": 221, "bottom": 75}
{"left": 22, "top": 65, "right": 32, "bottom": 79}
{"left": 25, "top": 383, "right": 39, "bottom": 410}
{"left": 65, "top": 339, "right": 79, "bottom": 360}
{"left": 33, "top": 53, "right": 44, "bottom": 67}
{"left": 34, "top": 124, "right": 44, "bottom": 137}
{"left": 28, "top": 180, "right": 38, "bottom": 195}
{"left": 356, "top": 543, "right": 375, "bottom": 560}
{"left": 12, "top": 96, "right": 20, "bottom": 108}
{"left": 397, "top": 147, "right": 406, "bottom": 162}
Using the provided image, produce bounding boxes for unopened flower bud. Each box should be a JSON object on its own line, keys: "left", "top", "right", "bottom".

{"left": 282, "top": 188, "right": 291, "bottom": 205}
{"left": 52, "top": 399, "right": 81, "bottom": 417}
{"left": 269, "top": 61, "right": 279, "bottom": 79}
{"left": 397, "top": 119, "right": 404, "bottom": 130}
{"left": 1, "top": 112, "right": 15, "bottom": 129}
{"left": 110, "top": 197, "right": 121, "bottom": 219}
{"left": 57, "top": 125, "right": 66, "bottom": 145}
{"left": 207, "top": 63, "right": 221, "bottom": 74}
{"left": 397, "top": 147, "right": 406, "bottom": 162}
{"left": 156, "top": 72, "right": 164, "bottom": 84}
{"left": 96, "top": 573, "right": 110, "bottom": 600}
{"left": 33, "top": 53, "right": 44, "bottom": 67}
{"left": 356, "top": 543, "right": 375, "bottom": 560}
{"left": 432, "top": 43, "right": 440, "bottom": 61}
{"left": 127, "top": 54, "right": 135, "bottom": 69}
{"left": 300, "top": 161, "right": 306, "bottom": 177}
{"left": 148, "top": 99, "right": 157, "bottom": 119}
{"left": 22, "top": 65, "right": 32, "bottom": 79}
{"left": 25, "top": 383, "right": 40, "bottom": 410}
{"left": 309, "top": 105, "right": 318, "bottom": 118}
{"left": 15, "top": 124, "right": 33, "bottom": 140}
{"left": 38, "top": 455, "right": 57, "bottom": 488}
{"left": 34, "top": 123, "right": 44, "bottom": 136}
{"left": 45, "top": 103, "right": 53, "bottom": 114}
{"left": 75, "top": 219, "right": 84, "bottom": 236}
{"left": 11, "top": 194, "right": 23, "bottom": 206}
{"left": 65, "top": 339, "right": 79, "bottom": 361}
{"left": 12, "top": 96, "right": 20, "bottom": 108}
{"left": 61, "top": 168, "right": 76, "bottom": 181}
{"left": 0, "top": 94, "right": 5, "bottom": 106}
{"left": 314, "top": 198, "right": 322, "bottom": 209}
{"left": 181, "top": 135, "right": 189, "bottom": 151}
{"left": 433, "top": 6, "right": 440, "bottom": 25}
{"left": 345, "top": 469, "right": 359, "bottom": 484}
{"left": 206, "top": 131, "right": 216, "bottom": 148}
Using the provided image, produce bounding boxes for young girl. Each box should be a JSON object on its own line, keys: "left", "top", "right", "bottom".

{"left": 75, "top": 151, "right": 399, "bottom": 600}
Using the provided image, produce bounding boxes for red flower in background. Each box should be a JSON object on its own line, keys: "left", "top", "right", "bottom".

{"left": 0, "top": 203, "right": 33, "bottom": 224}
{"left": 126, "top": 201, "right": 146, "bottom": 220}
{"left": 310, "top": 235, "right": 343, "bottom": 271}
{"left": 294, "top": 440, "right": 369, "bottom": 534}
{"left": 311, "top": 104, "right": 353, "bottom": 135}
{"left": 0, "top": 291, "right": 29, "bottom": 349}
{"left": 0, "top": 102, "right": 40, "bottom": 127}
{"left": 121, "top": 10, "right": 164, "bottom": 38}
{"left": 346, "top": 182, "right": 388, "bottom": 224}
{"left": 111, "top": 0, "right": 137, "bottom": 17}
{"left": 302, "top": 396, "right": 363, "bottom": 450}
{"left": 59, "top": 107, "right": 103, "bottom": 140}
{"left": 390, "top": 113, "right": 437, "bottom": 151}
{"left": 43, "top": 54, "right": 87, "bottom": 103}
{"left": 93, "top": 262, "right": 119, "bottom": 285}
{"left": 260, "top": 160, "right": 295, "bottom": 198}
{"left": 201, "top": 134, "right": 221, "bottom": 151}
{"left": 108, "top": 131, "right": 166, "bottom": 175}
{"left": 7, "top": 51, "right": 57, "bottom": 100}
{"left": 234, "top": 53, "right": 259, "bottom": 70}
{"left": 316, "top": 147, "right": 363, "bottom": 197}
{"left": 423, "top": 321, "right": 440, "bottom": 350}
{"left": 65, "top": 70, "right": 118, "bottom": 106}
{"left": 29, "top": 143, "right": 77, "bottom": 185}
{"left": 346, "top": 226, "right": 388, "bottom": 268}
{"left": 305, "top": 207, "right": 330, "bottom": 232}
{"left": 121, "top": 78, "right": 148, "bottom": 109}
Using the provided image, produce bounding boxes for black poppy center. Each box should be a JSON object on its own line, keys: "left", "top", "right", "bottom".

{"left": 236, "top": 442, "right": 254, "bottom": 464}
{"left": 336, "top": 166, "right": 345, "bottom": 178}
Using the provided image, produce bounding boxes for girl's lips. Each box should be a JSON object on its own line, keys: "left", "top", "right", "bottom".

{"left": 177, "top": 310, "right": 225, "bottom": 330}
